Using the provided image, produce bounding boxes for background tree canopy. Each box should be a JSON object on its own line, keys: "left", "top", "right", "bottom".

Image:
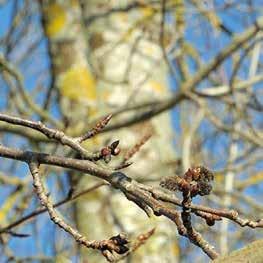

{"left": 0, "top": 0, "right": 262, "bottom": 262}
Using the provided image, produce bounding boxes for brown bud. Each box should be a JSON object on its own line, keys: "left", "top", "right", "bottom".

{"left": 206, "top": 218, "right": 215, "bottom": 226}
{"left": 110, "top": 140, "right": 120, "bottom": 149}
{"left": 101, "top": 147, "right": 111, "bottom": 156}
{"left": 160, "top": 175, "right": 181, "bottom": 191}
{"left": 112, "top": 147, "right": 121, "bottom": 156}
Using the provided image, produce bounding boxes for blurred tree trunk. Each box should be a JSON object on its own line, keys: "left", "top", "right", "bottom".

{"left": 40, "top": 0, "right": 178, "bottom": 261}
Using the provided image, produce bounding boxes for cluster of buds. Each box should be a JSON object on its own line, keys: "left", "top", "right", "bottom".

{"left": 108, "top": 233, "right": 129, "bottom": 254}
{"left": 100, "top": 140, "right": 121, "bottom": 163}
{"left": 101, "top": 233, "right": 129, "bottom": 260}
{"left": 160, "top": 166, "right": 214, "bottom": 197}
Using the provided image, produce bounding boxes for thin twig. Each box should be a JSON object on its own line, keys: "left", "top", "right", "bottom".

{"left": 28, "top": 161, "right": 128, "bottom": 262}
{"left": 0, "top": 182, "right": 108, "bottom": 234}
{"left": 0, "top": 113, "right": 116, "bottom": 161}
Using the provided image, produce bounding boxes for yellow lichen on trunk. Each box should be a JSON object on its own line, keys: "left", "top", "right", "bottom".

{"left": 41, "top": 0, "right": 97, "bottom": 123}
{"left": 41, "top": 1, "right": 178, "bottom": 262}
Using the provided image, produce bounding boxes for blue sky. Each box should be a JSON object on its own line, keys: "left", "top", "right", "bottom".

{"left": 0, "top": 1, "right": 262, "bottom": 261}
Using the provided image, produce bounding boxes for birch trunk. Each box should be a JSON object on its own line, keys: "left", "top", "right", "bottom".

{"left": 41, "top": 1, "right": 178, "bottom": 261}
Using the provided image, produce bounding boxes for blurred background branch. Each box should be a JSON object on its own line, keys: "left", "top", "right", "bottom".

{"left": 0, "top": 0, "right": 262, "bottom": 262}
